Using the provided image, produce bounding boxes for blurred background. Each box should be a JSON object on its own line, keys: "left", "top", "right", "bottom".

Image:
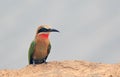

{"left": 0, "top": 0, "right": 120, "bottom": 69}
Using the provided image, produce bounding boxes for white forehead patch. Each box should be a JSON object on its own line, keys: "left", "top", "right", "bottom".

{"left": 41, "top": 25, "right": 51, "bottom": 29}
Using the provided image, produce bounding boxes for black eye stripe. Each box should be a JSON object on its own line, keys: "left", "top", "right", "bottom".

{"left": 37, "top": 28, "right": 48, "bottom": 33}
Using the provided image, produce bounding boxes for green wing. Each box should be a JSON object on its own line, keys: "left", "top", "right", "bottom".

{"left": 28, "top": 40, "right": 36, "bottom": 64}
{"left": 47, "top": 43, "right": 51, "bottom": 55}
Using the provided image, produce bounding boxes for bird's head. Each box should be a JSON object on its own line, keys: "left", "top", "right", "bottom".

{"left": 36, "top": 25, "right": 59, "bottom": 39}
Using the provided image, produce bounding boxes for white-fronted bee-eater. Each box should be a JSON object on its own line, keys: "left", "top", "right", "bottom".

{"left": 28, "top": 25, "right": 59, "bottom": 64}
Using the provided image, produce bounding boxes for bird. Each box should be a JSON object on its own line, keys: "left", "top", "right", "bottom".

{"left": 28, "top": 25, "right": 59, "bottom": 64}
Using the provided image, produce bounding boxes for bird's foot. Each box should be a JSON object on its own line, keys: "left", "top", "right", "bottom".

{"left": 33, "top": 60, "right": 36, "bottom": 66}
{"left": 44, "top": 61, "right": 47, "bottom": 64}
{"left": 33, "top": 63, "right": 36, "bottom": 66}
{"left": 43, "top": 59, "right": 47, "bottom": 64}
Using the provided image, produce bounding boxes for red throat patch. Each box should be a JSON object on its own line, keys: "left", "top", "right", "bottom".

{"left": 37, "top": 34, "right": 49, "bottom": 39}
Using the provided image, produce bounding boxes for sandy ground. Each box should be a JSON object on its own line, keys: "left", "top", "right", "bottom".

{"left": 0, "top": 60, "right": 120, "bottom": 77}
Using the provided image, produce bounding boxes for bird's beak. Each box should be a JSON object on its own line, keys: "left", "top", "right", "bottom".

{"left": 48, "top": 29, "right": 59, "bottom": 32}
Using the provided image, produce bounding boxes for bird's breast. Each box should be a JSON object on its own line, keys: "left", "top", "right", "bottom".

{"left": 33, "top": 38, "right": 49, "bottom": 60}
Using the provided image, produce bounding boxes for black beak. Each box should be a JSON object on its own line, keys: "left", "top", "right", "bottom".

{"left": 48, "top": 29, "right": 59, "bottom": 32}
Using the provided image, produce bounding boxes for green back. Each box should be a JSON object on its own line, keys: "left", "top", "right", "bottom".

{"left": 28, "top": 40, "right": 36, "bottom": 64}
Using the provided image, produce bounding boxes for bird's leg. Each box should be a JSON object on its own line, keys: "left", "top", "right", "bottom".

{"left": 43, "top": 59, "right": 47, "bottom": 64}
{"left": 33, "top": 60, "right": 36, "bottom": 66}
